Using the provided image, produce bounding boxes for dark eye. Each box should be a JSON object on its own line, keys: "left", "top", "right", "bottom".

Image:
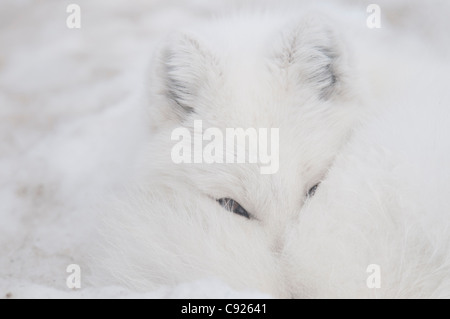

{"left": 307, "top": 184, "right": 319, "bottom": 197}
{"left": 217, "top": 198, "right": 251, "bottom": 219}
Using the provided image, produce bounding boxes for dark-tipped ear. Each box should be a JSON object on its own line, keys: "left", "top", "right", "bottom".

{"left": 275, "top": 16, "right": 349, "bottom": 100}
{"left": 159, "top": 33, "right": 220, "bottom": 114}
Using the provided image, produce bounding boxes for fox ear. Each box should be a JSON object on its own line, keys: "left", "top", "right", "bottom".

{"left": 276, "top": 16, "right": 348, "bottom": 100}
{"left": 159, "top": 33, "right": 220, "bottom": 114}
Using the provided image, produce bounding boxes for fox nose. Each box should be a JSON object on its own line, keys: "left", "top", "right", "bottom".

{"left": 264, "top": 211, "right": 298, "bottom": 254}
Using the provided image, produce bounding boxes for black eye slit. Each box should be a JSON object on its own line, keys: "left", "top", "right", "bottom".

{"left": 217, "top": 198, "right": 251, "bottom": 219}
{"left": 307, "top": 184, "right": 320, "bottom": 197}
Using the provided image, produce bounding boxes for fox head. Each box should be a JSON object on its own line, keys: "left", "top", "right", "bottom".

{"left": 147, "top": 14, "right": 361, "bottom": 234}
{"left": 102, "top": 14, "right": 362, "bottom": 297}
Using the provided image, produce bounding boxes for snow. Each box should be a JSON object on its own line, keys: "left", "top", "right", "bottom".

{"left": 1, "top": 0, "right": 449, "bottom": 299}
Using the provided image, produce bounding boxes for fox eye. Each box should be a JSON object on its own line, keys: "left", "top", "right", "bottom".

{"left": 307, "top": 184, "right": 319, "bottom": 197}
{"left": 217, "top": 198, "right": 251, "bottom": 219}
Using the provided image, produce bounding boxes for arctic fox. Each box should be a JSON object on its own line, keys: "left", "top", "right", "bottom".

{"left": 98, "top": 13, "right": 362, "bottom": 297}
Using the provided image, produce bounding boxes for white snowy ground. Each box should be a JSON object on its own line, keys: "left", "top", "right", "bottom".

{"left": 0, "top": 0, "right": 449, "bottom": 298}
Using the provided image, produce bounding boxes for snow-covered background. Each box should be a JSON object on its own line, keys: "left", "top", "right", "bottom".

{"left": 1, "top": 0, "right": 449, "bottom": 298}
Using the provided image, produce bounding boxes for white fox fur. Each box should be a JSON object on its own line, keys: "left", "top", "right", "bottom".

{"left": 284, "top": 75, "right": 450, "bottom": 298}
{"left": 98, "top": 12, "right": 450, "bottom": 298}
